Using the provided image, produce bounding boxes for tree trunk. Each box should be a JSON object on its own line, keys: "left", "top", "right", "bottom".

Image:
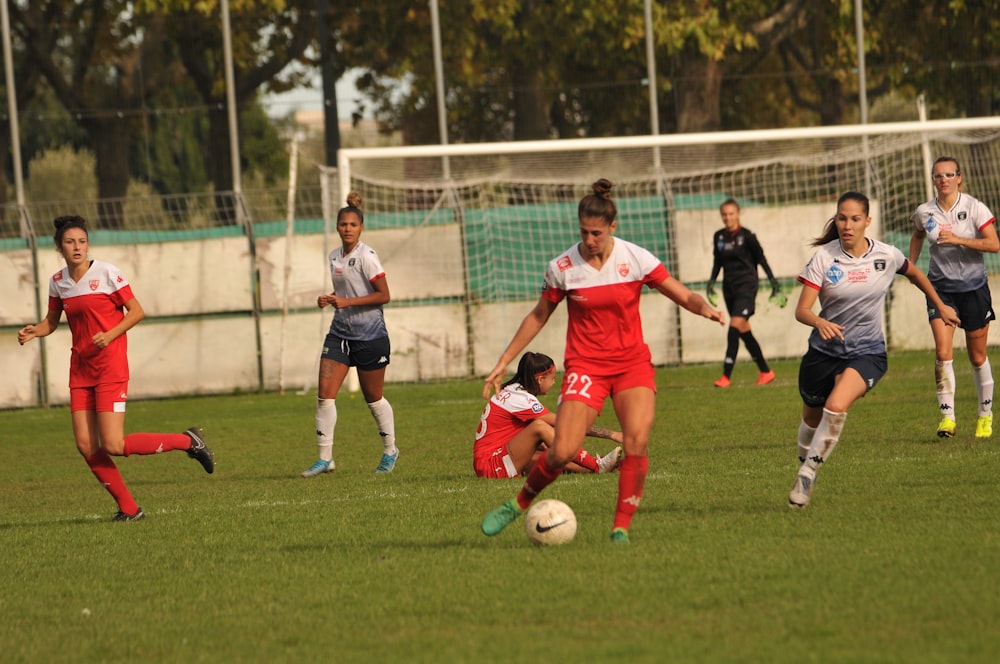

{"left": 87, "top": 116, "right": 131, "bottom": 228}
{"left": 511, "top": 58, "right": 550, "bottom": 140}
{"left": 674, "top": 46, "right": 723, "bottom": 133}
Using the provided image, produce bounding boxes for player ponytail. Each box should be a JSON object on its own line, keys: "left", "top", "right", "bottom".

{"left": 504, "top": 352, "right": 555, "bottom": 395}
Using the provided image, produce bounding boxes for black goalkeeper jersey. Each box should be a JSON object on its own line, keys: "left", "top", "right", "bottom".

{"left": 709, "top": 226, "right": 776, "bottom": 294}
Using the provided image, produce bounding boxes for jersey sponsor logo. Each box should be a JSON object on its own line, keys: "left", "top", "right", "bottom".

{"left": 826, "top": 264, "right": 845, "bottom": 284}
{"left": 53, "top": 272, "right": 63, "bottom": 282}
{"left": 89, "top": 279, "right": 100, "bottom": 291}
{"left": 334, "top": 267, "right": 344, "bottom": 276}
{"left": 557, "top": 256, "right": 573, "bottom": 272}
{"left": 617, "top": 262, "right": 631, "bottom": 277}
{"left": 531, "top": 402, "right": 544, "bottom": 413}
{"left": 874, "top": 259, "right": 886, "bottom": 272}
{"left": 848, "top": 269, "right": 870, "bottom": 283}
{"left": 926, "top": 215, "right": 938, "bottom": 232}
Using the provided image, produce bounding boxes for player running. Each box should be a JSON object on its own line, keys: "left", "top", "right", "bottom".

{"left": 474, "top": 351, "right": 623, "bottom": 478}
{"left": 17, "top": 215, "right": 214, "bottom": 522}
{"left": 909, "top": 156, "right": 999, "bottom": 439}
{"left": 788, "top": 192, "right": 959, "bottom": 508}
{"left": 479, "top": 178, "right": 724, "bottom": 543}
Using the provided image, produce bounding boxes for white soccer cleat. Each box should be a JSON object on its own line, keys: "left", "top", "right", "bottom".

{"left": 597, "top": 446, "right": 624, "bottom": 473}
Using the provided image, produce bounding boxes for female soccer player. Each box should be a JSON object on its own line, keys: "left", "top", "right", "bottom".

{"left": 17, "top": 215, "right": 214, "bottom": 522}
{"left": 788, "top": 192, "right": 960, "bottom": 508}
{"left": 909, "top": 156, "right": 999, "bottom": 439}
{"left": 480, "top": 178, "right": 725, "bottom": 543}
{"left": 706, "top": 197, "right": 784, "bottom": 388}
{"left": 301, "top": 192, "right": 398, "bottom": 477}
{"left": 474, "top": 351, "right": 623, "bottom": 478}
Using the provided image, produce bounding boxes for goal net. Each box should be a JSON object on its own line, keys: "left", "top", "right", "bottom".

{"left": 322, "top": 118, "right": 1000, "bottom": 381}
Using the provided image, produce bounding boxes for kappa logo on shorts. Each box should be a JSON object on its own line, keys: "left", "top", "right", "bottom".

{"left": 378, "top": 356, "right": 388, "bottom": 364}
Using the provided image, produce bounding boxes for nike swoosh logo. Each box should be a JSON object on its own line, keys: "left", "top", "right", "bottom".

{"left": 535, "top": 521, "right": 567, "bottom": 533}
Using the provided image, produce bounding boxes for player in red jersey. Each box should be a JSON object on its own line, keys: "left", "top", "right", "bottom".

{"left": 17, "top": 216, "right": 214, "bottom": 522}
{"left": 474, "top": 351, "right": 623, "bottom": 478}
{"left": 480, "top": 179, "right": 725, "bottom": 543}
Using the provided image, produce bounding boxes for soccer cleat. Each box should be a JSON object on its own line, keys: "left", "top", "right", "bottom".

{"left": 937, "top": 417, "right": 956, "bottom": 439}
{"left": 714, "top": 375, "right": 731, "bottom": 388}
{"left": 113, "top": 507, "right": 145, "bottom": 522}
{"left": 788, "top": 473, "right": 813, "bottom": 508}
{"left": 597, "top": 446, "right": 624, "bottom": 474}
{"left": 301, "top": 459, "right": 335, "bottom": 477}
{"left": 375, "top": 449, "right": 398, "bottom": 474}
{"left": 757, "top": 370, "right": 776, "bottom": 385}
{"left": 185, "top": 427, "right": 215, "bottom": 474}
{"left": 481, "top": 499, "right": 523, "bottom": 536}
{"left": 609, "top": 527, "right": 630, "bottom": 544}
{"left": 976, "top": 414, "right": 993, "bottom": 439}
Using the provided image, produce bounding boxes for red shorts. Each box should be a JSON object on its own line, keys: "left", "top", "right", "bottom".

{"left": 70, "top": 382, "right": 129, "bottom": 413}
{"left": 473, "top": 445, "right": 519, "bottom": 479}
{"left": 558, "top": 360, "right": 656, "bottom": 412}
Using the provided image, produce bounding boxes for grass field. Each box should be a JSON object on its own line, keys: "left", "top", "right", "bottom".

{"left": 1, "top": 351, "right": 998, "bottom": 663}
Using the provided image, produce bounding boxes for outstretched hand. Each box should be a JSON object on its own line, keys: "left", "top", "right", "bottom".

{"left": 482, "top": 363, "right": 507, "bottom": 400}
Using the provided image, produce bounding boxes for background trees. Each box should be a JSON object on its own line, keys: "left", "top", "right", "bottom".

{"left": 1, "top": 0, "right": 997, "bottom": 208}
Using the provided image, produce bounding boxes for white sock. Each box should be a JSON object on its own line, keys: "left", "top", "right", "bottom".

{"left": 316, "top": 398, "right": 337, "bottom": 462}
{"left": 803, "top": 408, "right": 846, "bottom": 472}
{"left": 797, "top": 420, "right": 817, "bottom": 463}
{"left": 974, "top": 358, "right": 994, "bottom": 417}
{"left": 936, "top": 360, "right": 956, "bottom": 422}
{"left": 367, "top": 397, "right": 396, "bottom": 454}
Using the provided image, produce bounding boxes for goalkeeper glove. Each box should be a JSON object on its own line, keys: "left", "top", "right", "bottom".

{"left": 706, "top": 284, "right": 718, "bottom": 308}
{"left": 769, "top": 287, "right": 788, "bottom": 308}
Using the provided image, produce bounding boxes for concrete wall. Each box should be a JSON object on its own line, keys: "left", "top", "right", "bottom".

{"left": 4, "top": 204, "right": 997, "bottom": 409}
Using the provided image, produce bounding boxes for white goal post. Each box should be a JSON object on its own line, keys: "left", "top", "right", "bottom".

{"left": 324, "top": 117, "right": 1000, "bottom": 382}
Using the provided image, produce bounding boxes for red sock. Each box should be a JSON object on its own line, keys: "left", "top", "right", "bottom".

{"left": 613, "top": 454, "right": 649, "bottom": 531}
{"left": 573, "top": 449, "right": 599, "bottom": 473}
{"left": 516, "top": 453, "right": 563, "bottom": 510}
{"left": 85, "top": 450, "right": 139, "bottom": 515}
{"left": 123, "top": 432, "right": 190, "bottom": 456}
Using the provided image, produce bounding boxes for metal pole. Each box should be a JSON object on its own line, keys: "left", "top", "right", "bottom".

{"left": 429, "top": 0, "right": 450, "bottom": 178}
{"left": 644, "top": 0, "right": 661, "bottom": 173}
{"left": 1, "top": 0, "right": 24, "bottom": 208}
{"left": 220, "top": 0, "right": 243, "bottom": 203}
{"left": 854, "top": 0, "right": 871, "bottom": 195}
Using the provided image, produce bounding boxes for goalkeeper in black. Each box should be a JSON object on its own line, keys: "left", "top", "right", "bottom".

{"left": 706, "top": 198, "right": 785, "bottom": 387}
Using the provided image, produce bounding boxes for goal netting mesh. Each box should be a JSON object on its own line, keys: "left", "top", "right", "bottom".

{"left": 321, "top": 118, "right": 1000, "bottom": 377}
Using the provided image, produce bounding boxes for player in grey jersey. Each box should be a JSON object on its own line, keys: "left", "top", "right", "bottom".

{"left": 788, "top": 192, "right": 959, "bottom": 509}
{"left": 301, "top": 192, "right": 399, "bottom": 478}
{"left": 909, "top": 156, "right": 999, "bottom": 439}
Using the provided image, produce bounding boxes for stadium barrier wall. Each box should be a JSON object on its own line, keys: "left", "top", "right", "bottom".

{"left": 7, "top": 195, "right": 997, "bottom": 410}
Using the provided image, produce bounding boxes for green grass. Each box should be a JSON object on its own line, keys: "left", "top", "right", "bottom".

{"left": 1, "top": 351, "right": 998, "bottom": 663}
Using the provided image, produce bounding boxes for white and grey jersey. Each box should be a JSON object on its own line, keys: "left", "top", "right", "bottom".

{"left": 327, "top": 241, "right": 388, "bottom": 341}
{"left": 797, "top": 238, "right": 907, "bottom": 358}
{"left": 911, "top": 193, "right": 996, "bottom": 292}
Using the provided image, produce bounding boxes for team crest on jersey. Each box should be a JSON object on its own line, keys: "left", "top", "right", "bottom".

{"left": 556, "top": 256, "right": 573, "bottom": 272}
{"left": 89, "top": 279, "right": 100, "bottom": 291}
{"left": 826, "top": 264, "right": 845, "bottom": 284}
{"left": 617, "top": 263, "right": 631, "bottom": 277}
{"left": 349, "top": 258, "right": 356, "bottom": 267}
{"left": 958, "top": 211, "right": 968, "bottom": 221}
{"left": 116, "top": 275, "right": 123, "bottom": 284}
{"left": 874, "top": 259, "right": 886, "bottom": 272}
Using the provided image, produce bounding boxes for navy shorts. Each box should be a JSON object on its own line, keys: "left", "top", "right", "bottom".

{"left": 927, "top": 284, "right": 995, "bottom": 332}
{"left": 321, "top": 333, "right": 391, "bottom": 371}
{"left": 798, "top": 347, "right": 887, "bottom": 408}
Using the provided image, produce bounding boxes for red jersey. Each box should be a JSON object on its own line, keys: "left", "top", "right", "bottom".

{"left": 474, "top": 383, "right": 549, "bottom": 458}
{"left": 541, "top": 238, "right": 669, "bottom": 373}
{"left": 48, "top": 260, "right": 135, "bottom": 387}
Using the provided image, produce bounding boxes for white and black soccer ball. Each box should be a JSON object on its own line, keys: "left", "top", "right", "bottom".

{"left": 524, "top": 499, "right": 577, "bottom": 546}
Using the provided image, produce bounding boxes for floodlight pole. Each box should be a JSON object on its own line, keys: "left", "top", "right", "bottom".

{"left": 854, "top": 0, "right": 871, "bottom": 195}
{"left": 430, "top": 0, "right": 450, "bottom": 179}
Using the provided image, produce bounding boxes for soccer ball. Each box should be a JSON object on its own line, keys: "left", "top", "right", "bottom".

{"left": 524, "top": 499, "right": 577, "bottom": 546}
